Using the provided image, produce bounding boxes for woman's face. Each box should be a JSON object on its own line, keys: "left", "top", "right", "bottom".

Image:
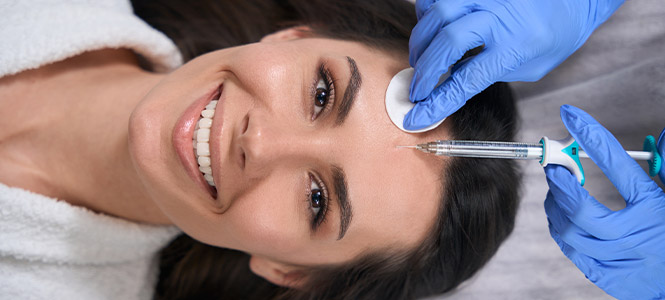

{"left": 129, "top": 29, "right": 448, "bottom": 278}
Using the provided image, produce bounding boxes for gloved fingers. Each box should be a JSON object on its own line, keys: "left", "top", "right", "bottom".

{"left": 410, "top": 0, "right": 478, "bottom": 67}
{"left": 657, "top": 127, "right": 665, "bottom": 183}
{"left": 415, "top": 0, "right": 437, "bottom": 20}
{"left": 560, "top": 105, "right": 663, "bottom": 205}
{"left": 545, "top": 193, "right": 631, "bottom": 260}
{"left": 497, "top": 57, "right": 556, "bottom": 82}
{"left": 544, "top": 165, "right": 630, "bottom": 240}
{"left": 409, "top": 7, "right": 443, "bottom": 67}
{"left": 547, "top": 219, "right": 596, "bottom": 278}
{"left": 409, "top": 12, "right": 491, "bottom": 102}
{"left": 402, "top": 91, "right": 449, "bottom": 130}
{"left": 404, "top": 46, "right": 515, "bottom": 130}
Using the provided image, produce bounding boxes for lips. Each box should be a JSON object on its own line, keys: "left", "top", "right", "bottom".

{"left": 173, "top": 84, "right": 223, "bottom": 199}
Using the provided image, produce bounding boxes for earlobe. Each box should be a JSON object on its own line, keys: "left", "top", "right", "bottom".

{"left": 249, "top": 256, "right": 306, "bottom": 288}
{"left": 260, "top": 26, "right": 313, "bottom": 43}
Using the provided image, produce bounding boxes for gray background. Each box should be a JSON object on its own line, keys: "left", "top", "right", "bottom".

{"left": 428, "top": 1, "right": 665, "bottom": 299}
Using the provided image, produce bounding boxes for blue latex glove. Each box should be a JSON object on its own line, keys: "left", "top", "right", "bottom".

{"left": 544, "top": 105, "right": 665, "bottom": 300}
{"left": 405, "top": 0, "right": 625, "bottom": 130}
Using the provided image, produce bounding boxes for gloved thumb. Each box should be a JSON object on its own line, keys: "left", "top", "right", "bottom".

{"left": 403, "top": 92, "right": 453, "bottom": 130}
{"left": 404, "top": 50, "right": 501, "bottom": 130}
{"left": 559, "top": 105, "right": 659, "bottom": 205}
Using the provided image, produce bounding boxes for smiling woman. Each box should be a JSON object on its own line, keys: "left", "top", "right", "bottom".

{"left": 0, "top": 0, "right": 519, "bottom": 299}
{"left": 133, "top": 0, "right": 520, "bottom": 299}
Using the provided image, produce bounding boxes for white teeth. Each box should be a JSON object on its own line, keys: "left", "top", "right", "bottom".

{"left": 193, "top": 99, "right": 216, "bottom": 188}
{"left": 198, "top": 118, "right": 212, "bottom": 129}
{"left": 196, "top": 143, "right": 210, "bottom": 156}
{"left": 198, "top": 155, "right": 211, "bottom": 167}
{"left": 201, "top": 109, "right": 214, "bottom": 119}
{"left": 206, "top": 100, "right": 218, "bottom": 110}
{"left": 204, "top": 173, "right": 214, "bottom": 182}
{"left": 197, "top": 128, "right": 210, "bottom": 142}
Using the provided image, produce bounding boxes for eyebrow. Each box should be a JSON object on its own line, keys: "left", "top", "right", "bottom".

{"left": 332, "top": 165, "right": 353, "bottom": 240}
{"left": 334, "top": 56, "right": 362, "bottom": 126}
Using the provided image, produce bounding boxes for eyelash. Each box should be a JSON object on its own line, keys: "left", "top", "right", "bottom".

{"left": 304, "top": 63, "right": 333, "bottom": 230}
{"left": 307, "top": 173, "right": 329, "bottom": 230}
{"left": 311, "top": 63, "right": 335, "bottom": 120}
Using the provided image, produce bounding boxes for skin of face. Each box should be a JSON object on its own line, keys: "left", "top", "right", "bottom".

{"left": 128, "top": 28, "right": 449, "bottom": 285}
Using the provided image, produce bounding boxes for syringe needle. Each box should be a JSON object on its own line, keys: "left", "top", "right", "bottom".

{"left": 397, "top": 144, "right": 432, "bottom": 154}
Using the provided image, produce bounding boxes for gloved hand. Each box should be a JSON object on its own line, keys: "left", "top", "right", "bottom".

{"left": 544, "top": 105, "right": 665, "bottom": 300}
{"left": 404, "top": 0, "right": 625, "bottom": 130}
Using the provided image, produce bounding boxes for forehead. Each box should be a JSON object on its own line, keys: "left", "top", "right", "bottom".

{"left": 303, "top": 38, "right": 449, "bottom": 254}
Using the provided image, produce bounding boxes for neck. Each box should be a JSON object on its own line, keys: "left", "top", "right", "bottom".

{"left": 0, "top": 49, "right": 171, "bottom": 224}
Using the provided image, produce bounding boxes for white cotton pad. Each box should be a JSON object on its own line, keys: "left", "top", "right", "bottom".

{"left": 385, "top": 67, "right": 448, "bottom": 133}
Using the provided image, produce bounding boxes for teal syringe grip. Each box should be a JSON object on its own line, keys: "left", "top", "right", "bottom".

{"left": 643, "top": 135, "right": 662, "bottom": 177}
{"left": 540, "top": 135, "right": 586, "bottom": 186}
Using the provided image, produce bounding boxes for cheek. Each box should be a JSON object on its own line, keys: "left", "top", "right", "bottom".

{"left": 228, "top": 43, "right": 300, "bottom": 87}
{"left": 223, "top": 176, "right": 307, "bottom": 255}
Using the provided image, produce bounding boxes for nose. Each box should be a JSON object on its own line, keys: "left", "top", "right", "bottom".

{"left": 237, "top": 110, "right": 328, "bottom": 177}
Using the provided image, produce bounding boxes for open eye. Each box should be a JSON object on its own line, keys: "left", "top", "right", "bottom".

{"left": 307, "top": 173, "right": 329, "bottom": 230}
{"left": 314, "top": 78, "right": 329, "bottom": 117}
{"left": 310, "top": 177, "right": 324, "bottom": 216}
{"left": 311, "top": 63, "right": 334, "bottom": 121}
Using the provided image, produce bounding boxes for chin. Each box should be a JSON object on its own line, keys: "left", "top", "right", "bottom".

{"left": 128, "top": 89, "right": 169, "bottom": 180}
{"left": 127, "top": 90, "right": 180, "bottom": 206}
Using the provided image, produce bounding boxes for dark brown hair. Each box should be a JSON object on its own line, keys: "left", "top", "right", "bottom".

{"left": 132, "top": 0, "right": 520, "bottom": 299}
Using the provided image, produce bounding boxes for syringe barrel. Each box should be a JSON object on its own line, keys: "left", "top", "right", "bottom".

{"left": 430, "top": 140, "right": 543, "bottom": 160}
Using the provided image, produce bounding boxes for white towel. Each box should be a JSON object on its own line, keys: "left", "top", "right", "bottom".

{"left": 0, "top": 0, "right": 183, "bottom": 298}
{"left": 0, "top": 0, "right": 183, "bottom": 78}
{"left": 0, "top": 182, "right": 181, "bottom": 300}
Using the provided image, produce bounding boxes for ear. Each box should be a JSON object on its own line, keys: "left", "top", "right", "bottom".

{"left": 249, "top": 255, "right": 307, "bottom": 288}
{"left": 260, "top": 26, "right": 313, "bottom": 43}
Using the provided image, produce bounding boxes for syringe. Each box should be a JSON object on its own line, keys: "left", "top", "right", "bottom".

{"left": 399, "top": 135, "right": 662, "bottom": 186}
{"left": 399, "top": 140, "right": 545, "bottom": 160}
{"left": 402, "top": 140, "right": 654, "bottom": 161}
